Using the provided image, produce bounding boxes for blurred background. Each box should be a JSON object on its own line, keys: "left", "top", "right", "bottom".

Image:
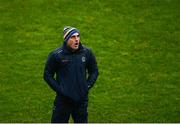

{"left": 0, "top": 0, "right": 179, "bottom": 122}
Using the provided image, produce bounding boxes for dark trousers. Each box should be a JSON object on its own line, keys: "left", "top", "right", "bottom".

{"left": 51, "top": 95, "right": 88, "bottom": 123}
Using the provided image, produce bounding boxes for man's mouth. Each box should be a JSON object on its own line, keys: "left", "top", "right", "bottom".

{"left": 75, "top": 43, "right": 79, "bottom": 46}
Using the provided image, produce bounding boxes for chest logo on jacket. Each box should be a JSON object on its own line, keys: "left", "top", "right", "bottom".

{"left": 82, "top": 56, "right": 86, "bottom": 62}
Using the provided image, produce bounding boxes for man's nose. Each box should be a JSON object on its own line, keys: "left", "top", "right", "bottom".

{"left": 74, "top": 36, "right": 79, "bottom": 41}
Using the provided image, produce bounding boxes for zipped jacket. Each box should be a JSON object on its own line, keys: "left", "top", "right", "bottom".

{"left": 43, "top": 43, "right": 98, "bottom": 102}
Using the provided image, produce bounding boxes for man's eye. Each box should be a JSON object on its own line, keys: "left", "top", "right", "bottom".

{"left": 71, "top": 35, "right": 79, "bottom": 38}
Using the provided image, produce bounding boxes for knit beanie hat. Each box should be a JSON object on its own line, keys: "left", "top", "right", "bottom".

{"left": 63, "top": 26, "right": 80, "bottom": 43}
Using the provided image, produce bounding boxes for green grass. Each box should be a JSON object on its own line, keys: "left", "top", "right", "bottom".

{"left": 0, "top": 0, "right": 179, "bottom": 122}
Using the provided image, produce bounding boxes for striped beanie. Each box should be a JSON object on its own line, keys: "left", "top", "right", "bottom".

{"left": 63, "top": 26, "right": 80, "bottom": 43}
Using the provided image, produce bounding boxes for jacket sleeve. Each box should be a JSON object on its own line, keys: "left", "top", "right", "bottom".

{"left": 87, "top": 49, "right": 99, "bottom": 89}
{"left": 43, "top": 52, "right": 61, "bottom": 93}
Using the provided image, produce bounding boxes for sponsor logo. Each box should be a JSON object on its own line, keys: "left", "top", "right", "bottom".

{"left": 62, "top": 59, "right": 69, "bottom": 62}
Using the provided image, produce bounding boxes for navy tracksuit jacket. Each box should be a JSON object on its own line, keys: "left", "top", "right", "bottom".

{"left": 43, "top": 42, "right": 98, "bottom": 102}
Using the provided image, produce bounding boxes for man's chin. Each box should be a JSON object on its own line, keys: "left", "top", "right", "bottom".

{"left": 75, "top": 45, "right": 79, "bottom": 49}
{"left": 72, "top": 46, "right": 79, "bottom": 50}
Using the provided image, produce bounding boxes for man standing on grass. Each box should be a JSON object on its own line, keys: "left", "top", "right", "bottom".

{"left": 43, "top": 26, "right": 99, "bottom": 123}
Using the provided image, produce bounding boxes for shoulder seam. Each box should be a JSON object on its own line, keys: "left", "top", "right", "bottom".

{"left": 53, "top": 47, "right": 63, "bottom": 55}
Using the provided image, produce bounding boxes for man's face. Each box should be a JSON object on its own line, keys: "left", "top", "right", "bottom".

{"left": 67, "top": 33, "right": 80, "bottom": 50}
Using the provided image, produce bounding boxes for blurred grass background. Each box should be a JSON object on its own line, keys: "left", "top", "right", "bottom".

{"left": 0, "top": 0, "right": 179, "bottom": 122}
